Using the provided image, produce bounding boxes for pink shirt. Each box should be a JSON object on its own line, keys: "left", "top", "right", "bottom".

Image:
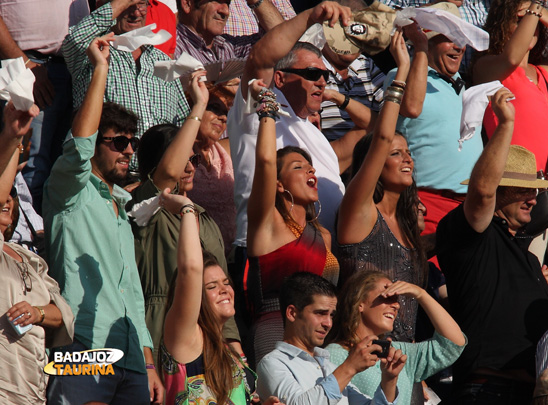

{"left": 0, "top": 0, "right": 89, "bottom": 54}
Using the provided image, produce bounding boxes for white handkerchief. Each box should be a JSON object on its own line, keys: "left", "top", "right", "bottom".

{"left": 154, "top": 53, "right": 246, "bottom": 89}
{"left": 459, "top": 80, "right": 504, "bottom": 150}
{"left": 113, "top": 24, "right": 172, "bottom": 52}
{"left": 154, "top": 52, "right": 205, "bottom": 82}
{"left": 300, "top": 23, "right": 327, "bottom": 49}
{"left": 0, "top": 57, "right": 35, "bottom": 111}
{"left": 128, "top": 195, "right": 161, "bottom": 226}
{"left": 395, "top": 7, "right": 489, "bottom": 50}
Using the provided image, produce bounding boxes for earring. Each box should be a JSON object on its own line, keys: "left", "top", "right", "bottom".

{"left": 284, "top": 190, "right": 294, "bottom": 213}
{"left": 309, "top": 199, "right": 322, "bottom": 222}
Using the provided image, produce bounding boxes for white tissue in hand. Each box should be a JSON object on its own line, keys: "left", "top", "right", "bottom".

{"left": 0, "top": 57, "right": 35, "bottom": 111}
{"left": 395, "top": 7, "right": 489, "bottom": 50}
{"left": 113, "top": 24, "right": 172, "bottom": 52}
{"left": 459, "top": 80, "right": 504, "bottom": 150}
{"left": 154, "top": 52, "right": 246, "bottom": 89}
{"left": 154, "top": 52, "right": 205, "bottom": 82}
{"left": 128, "top": 195, "right": 161, "bottom": 226}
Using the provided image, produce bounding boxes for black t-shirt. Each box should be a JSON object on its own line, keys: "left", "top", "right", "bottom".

{"left": 437, "top": 205, "right": 548, "bottom": 382}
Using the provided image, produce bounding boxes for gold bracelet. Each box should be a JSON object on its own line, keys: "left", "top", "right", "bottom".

{"left": 188, "top": 115, "right": 202, "bottom": 122}
{"left": 34, "top": 306, "right": 45, "bottom": 324}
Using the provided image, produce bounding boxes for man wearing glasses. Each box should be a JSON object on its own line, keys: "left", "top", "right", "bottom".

{"left": 63, "top": 0, "right": 189, "bottom": 138}
{"left": 44, "top": 36, "right": 163, "bottom": 404}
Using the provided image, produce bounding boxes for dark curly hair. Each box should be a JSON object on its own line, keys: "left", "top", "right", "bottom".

{"left": 350, "top": 133, "right": 427, "bottom": 286}
{"left": 483, "top": 0, "right": 548, "bottom": 65}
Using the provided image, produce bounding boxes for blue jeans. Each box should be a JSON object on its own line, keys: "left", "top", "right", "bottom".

{"left": 446, "top": 376, "right": 535, "bottom": 404}
{"left": 47, "top": 341, "right": 150, "bottom": 405}
{"left": 21, "top": 59, "right": 73, "bottom": 214}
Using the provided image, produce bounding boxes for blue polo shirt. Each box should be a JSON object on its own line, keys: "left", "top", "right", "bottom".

{"left": 385, "top": 67, "right": 483, "bottom": 193}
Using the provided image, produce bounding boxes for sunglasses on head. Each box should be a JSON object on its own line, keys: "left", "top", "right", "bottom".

{"left": 280, "top": 67, "right": 330, "bottom": 82}
{"left": 101, "top": 135, "right": 139, "bottom": 152}
{"left": 189, "top": 153, "right": 202, "bottom": 167}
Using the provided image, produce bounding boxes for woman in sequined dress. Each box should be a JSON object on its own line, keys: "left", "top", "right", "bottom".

{"left": 336, "top": 30, "right": 427, "bottom": 344}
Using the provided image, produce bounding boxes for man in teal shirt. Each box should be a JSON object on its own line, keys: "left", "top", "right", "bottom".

{"left": 44, "top": 34, "right": 163, "bottom": 404}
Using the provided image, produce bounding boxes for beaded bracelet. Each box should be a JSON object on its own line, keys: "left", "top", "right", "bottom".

{"left": 179, "top": 203, "right": 196, "bottom": 216}
{"left": 256, "top": 87, "right": 280, "bottom": 120}
{"left": 526, "top": 8, "right": 543, "bottom": 17}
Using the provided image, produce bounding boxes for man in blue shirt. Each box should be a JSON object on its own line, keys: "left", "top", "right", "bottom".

{"left": 257, "top": 272, "right": 404, "bottom": 404}
{"left": 44, "top": 35, "right": 163, "bottom": 404}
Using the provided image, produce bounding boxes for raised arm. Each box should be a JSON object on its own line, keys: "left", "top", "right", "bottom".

{"left": 325, "top": 89, "right": 378, "bottom": 174}
{"left": 382, "top": 281, "right": 466, "bottom": 346}
{"left": 152, "top": 71, "right": 208, "bottom": 191}
{"left": 0, "top": 102, "right": 39, "bottom": 197}
{"left": 463, "top": 88, "right": 515, "bottom": 233}
{"left": 241, "top": 1, "right": 351, "bottom": 97}
{"left": 247, "top": 81, "right": 279, "bottom": 256}
{"left": 398, "top": 22, "right": 428, "bottom": 118}
{"left": 474, "top": 2, "right": 548, "bottom": 84}
{"left": 162, "top": 191, "right": 204, "bottom": 361}
{"left": 72, "top": 34, "right": 112, "bottom": 139}
{"left": 251, "top": 0, "right": 284, "bottom": 31}
{"left": 337, "top": 30, "right": 410, "bottom": 245}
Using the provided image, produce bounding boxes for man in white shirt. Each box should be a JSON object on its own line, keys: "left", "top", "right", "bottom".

{"left": 257, "top": 272, "right": 404, "bottom": 404}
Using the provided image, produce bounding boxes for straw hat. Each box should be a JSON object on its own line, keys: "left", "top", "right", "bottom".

{"left": 423, "top": 2, "right": 462, "bottom": 41}
{"left": 461, "top": 145, "right": 548, "bottom": 188}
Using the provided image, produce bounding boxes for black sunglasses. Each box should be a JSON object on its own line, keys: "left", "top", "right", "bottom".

{"left": 206, "top": 103, "right": 228, "bottom": 117}
{"left": 189, "top": 153, "right": 202, "bottom": 167}
{"left": 280, "top": 67, "right": 330, "bottom": 82}
{"left": 102, "top": 135, "right": 139, "bottom": 152}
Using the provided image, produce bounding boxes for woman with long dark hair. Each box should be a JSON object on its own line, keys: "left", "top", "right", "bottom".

{"left": 159, "top": 191, "right": 281, "bottom": 405}
{"left": 336, "top": 29, "right": 425, "bottom": 343}
{"left": 246, "top": 80, "right": 339, "bottom": 363}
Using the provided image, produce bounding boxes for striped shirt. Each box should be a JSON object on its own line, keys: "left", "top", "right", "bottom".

{"left": 175, "top": 22, "right": 259, "bottom": 62}
{"left": 63, "top": 3, "right": 189, "bottom": 137}
{"left": 224, "top": 0, "right": 296, "bottom": 37}
{"left": 321, "top": 55, "right": 385, "bottom": 141}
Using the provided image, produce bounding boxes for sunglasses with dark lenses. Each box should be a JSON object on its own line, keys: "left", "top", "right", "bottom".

{"left": 280, "top": 67, "right": 330, "bottom": 82}
{"left": 10, "top": 185, "right": 17, "bottom": 199}
{"left": 189, "top": 153, "right": 202, "bottom": 167}
{"left": 206, "top": 103, "right": 228, "bottom": 117}
{"left": 102, "top": 135, "right": 139, "bottom": 152}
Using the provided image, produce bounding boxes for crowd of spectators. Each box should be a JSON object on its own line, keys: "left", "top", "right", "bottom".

{"left": 1, "top": 0, "right": 548, "bottom": 404}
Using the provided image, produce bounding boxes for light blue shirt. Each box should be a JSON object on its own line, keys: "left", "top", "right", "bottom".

{"left": 257, "top": 341, "right": 398, "bottom": 405}
{"left": 384, "top": 67, "right": 483, "bottom": 193}
{"left": 43, "top": 132, "right": 153, "bottom": 373}
{"left": 327, "top": 332, "right": 467, "bottom": 405}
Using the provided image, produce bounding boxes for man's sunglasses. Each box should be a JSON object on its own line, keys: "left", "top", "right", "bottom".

{"left": 189, "top": 153, "right": 202, "bottom": 167}
{"left": 280, "top": 67, "right": 330, "bottom": 82}
{"left": 102, "top": 135, "right": 139, "bottom": 152}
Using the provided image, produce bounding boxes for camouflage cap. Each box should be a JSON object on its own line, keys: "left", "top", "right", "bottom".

{"left": 323, "top": 1, "right": 396, "bottom": 56}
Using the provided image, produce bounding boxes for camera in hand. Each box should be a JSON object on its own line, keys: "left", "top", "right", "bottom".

{"left": 372, "top": 339, "right": 391, "bottom": 358}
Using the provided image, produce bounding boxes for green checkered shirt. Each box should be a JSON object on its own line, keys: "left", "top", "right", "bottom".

{"left": 62, "top": 3, "right": 189, "bottom": 138}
